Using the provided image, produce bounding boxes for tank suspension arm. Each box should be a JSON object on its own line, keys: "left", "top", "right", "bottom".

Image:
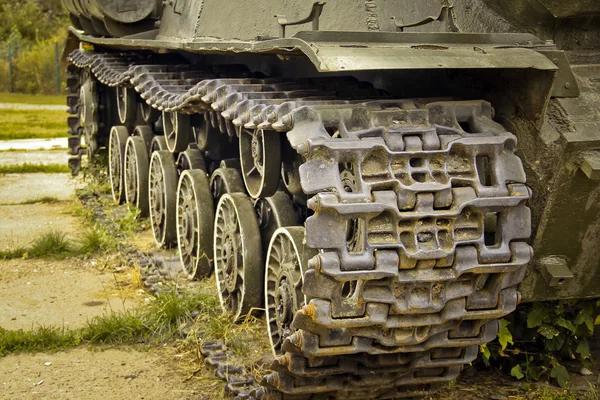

{"left": 391, "top": 0, "right": 460, "bottom": 32}
{"left": 275, "top": 1, "right": 326, "bottom": 38}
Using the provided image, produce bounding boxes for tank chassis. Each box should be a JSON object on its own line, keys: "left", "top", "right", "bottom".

{"left": 61, "top": 0, "right": 600, "bottom": 398}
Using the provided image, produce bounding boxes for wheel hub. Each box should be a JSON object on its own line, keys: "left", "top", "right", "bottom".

{"left": 251, "top": 131, "right": 264, "bottom": 173}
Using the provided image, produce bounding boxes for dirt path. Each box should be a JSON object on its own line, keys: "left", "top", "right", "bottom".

{"left": 0, "top": 258, "right": 141, "bottom": 330}
{"left": 0, "top": 347, "right": 201, "bottom": 400}
{"left": 0, "top": 138, "right": 67, "bottom": 151}
{"left": 0, "top": 150, "right": 69, "bottom": 166}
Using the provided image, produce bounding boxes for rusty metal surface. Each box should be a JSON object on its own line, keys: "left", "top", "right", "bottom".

{"left": 68, "top": 49, "right": 533, "bottom": 397}
{"left": 67, "top": 28, "right": 558, "bottom": 75}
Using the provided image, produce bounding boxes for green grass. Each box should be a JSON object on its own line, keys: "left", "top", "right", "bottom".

{"left": 0, "top": 230, "right": 72, "bottom": 260}
{"left": 0, "top": 109, "right": 68, "bottom": 140}
{"left": 0, "top": 162, "right": 70, "bottom": 174}
{"left": 0, "top": 289, "right": 211, "bottom": 356}
{"left": 0, "top": 92, "right": 65, "bottom": 106}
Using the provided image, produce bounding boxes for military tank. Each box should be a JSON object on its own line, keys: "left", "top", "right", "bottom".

{"left": 61, "top": 0, "right": 600, "bottom": 398}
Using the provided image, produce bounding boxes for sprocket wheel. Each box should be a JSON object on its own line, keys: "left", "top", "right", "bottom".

{"left": 124, "top": 136, "right": 150, "bottom": 216}
{"left": 265, "top": 227, "right": 316, "bottom": 355}
{"left": 108, "top": 126, "right": 130, "bottom": 204}
{"left": 239, "top": 128, "right": 281, "bottom": 199}
{"left": 214, "top": 193, "right": 263, "bottom": 321}
{"left": 149, "top": 150, "right": 178, "bottom": 248}
{"left": 176, "top": 169, "right": 215, "bottom": 279}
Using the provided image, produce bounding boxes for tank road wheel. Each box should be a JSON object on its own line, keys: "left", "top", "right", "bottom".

{"left": 117, "top": 86, "right": 137, "bottom": 127}
{"left": 239, "top": 128, "right": 281, "bottom": 199}
{"left": 177, "top": 144, "right": 206, "bottom": 172}
{"left": 193, "top": 113, "right": 222, "bottom": 154}
{"left": 214, "top": 193, "right": 263, "bottom": 321}
{"left": 149, "top": 151, "right": 178, "bottom": 248}
{"left": 265, "top": 227, "right": 317, "bottom": 355}
{"left": 163, "top": 111, "right": 191, "bottom": 153}
{"left": 176, "top": 170, "right": 215, "bottom": 279}
{"left": 133, "top": 125, "right": 155, "bottom": 154}
{"left": 255, "top": 192, "right": 298, "bottom": 253}
{"left": 139, "top": 101, "right": 160, "bottom": 125}
{"left": 281, "top": 150, "right": 304, "bottom": 197}
{"left": 80, "top": 78, "right": 99, "bottom": 158}
{"left": 150, "top": 135, "right": 168, "bottom": 153}
{"left": 124, "top": 136, "right": 150, "bottom": 216}
{"left": 209, "top": 167, "right": 245, "bottom": 202}
{"left": 108, "top": 126, "right": 130, "bottom": 204}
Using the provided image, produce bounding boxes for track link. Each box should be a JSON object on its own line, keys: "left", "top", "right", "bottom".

{"left": 68, "top": 49, "right": 532, "bottom": 399}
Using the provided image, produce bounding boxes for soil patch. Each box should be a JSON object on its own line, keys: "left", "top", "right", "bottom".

{"left": 0, "top": 150, "right": 69, "bottom": 166}
{"left": 0, "top": 174, "right": 79, "bottom": 204}
{"left": 0, "top": 258, "right": 141, "bottom": 330}
{"left": 0, "top": 202, "right": 80, "bottom": 249}
{"left": 0, "top": 347, "right": 200, "bottom": 400}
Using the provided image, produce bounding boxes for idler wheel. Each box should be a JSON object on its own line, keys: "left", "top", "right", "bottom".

{"left": 176, "top": 169, "right": 215, "bottom": 279}
{"left": 124, "top": 136, "right": 150, "bottom": 216}
{"left": 149, "top": 151, "right": 178, "bottom": 248}
{"left": 214, "top": 193, "right": 263, "bottom": 321}
{"left": 108, "top": 126, "right": 130, "bottom": 204}
{"left": 265, "top": 227, "right": 316, "bottom": 355}
{"left": 239, "top": 128, "right": 281, "bottom": 199}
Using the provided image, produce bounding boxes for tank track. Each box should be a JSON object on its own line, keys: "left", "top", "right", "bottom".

{"left": 66, "top": 63, "right": 83, "bottom": 173}
{"left": 68, "top": 49, "right": 532, "bottom": 399}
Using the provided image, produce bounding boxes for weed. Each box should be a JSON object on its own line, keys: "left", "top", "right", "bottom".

{"left": 0, "top": 326, "right": 79, "bottom": 356}
{"left": 81, "top": 311, "right": 147, "bottom": 344}
{"left": 0, "top": 230, "right": 70, "bottom": 260}
{"left": 76, "top": 227, "right": 114, "bottom": 255}
{"left": 0, "top": 246, "right": 27, "bottom": 260}
{"left": 28, "top": 230, "right": 70, "bottom": 258}
{"left": 529, "top": 387, "right": 596, "bottom": 400}
{"left": 0, "top": 162, "right": 70, "bottom": 174}
{"left": 0, "top": 287, "right": 211, "bottom": 356}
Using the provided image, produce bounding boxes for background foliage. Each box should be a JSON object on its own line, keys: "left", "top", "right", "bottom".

{"left": 482, "top": 300, "right": 600, "bottom": 389}
{"left": 0, "top": 0, "right": 69, "bottom": 94}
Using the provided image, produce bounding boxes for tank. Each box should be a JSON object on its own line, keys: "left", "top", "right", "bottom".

{"left": 61, "top": 0, "right": 600, "bottom": 398}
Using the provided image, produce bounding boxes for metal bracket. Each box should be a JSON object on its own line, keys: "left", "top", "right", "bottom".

{"left": 581, "top": 151, "right": 600, "bottom": 180}
{"left": 391, "top": 0, "right": 460, "bottom": 33}
{"left": 537, "top": 49, "right": 580, "bottom": 98}
{"left": 275, "top": 2, "right": 326, "bottom": 39}
{"left": 539, "top": 256, "right": 574, "bottom": 287}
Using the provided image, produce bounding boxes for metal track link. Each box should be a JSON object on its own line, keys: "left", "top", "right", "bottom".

{"left": 67, "top": 49, "right": 532, "bottom": 399}
{"left": 66, "top": 63, "right": 83, "bottom": 174}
